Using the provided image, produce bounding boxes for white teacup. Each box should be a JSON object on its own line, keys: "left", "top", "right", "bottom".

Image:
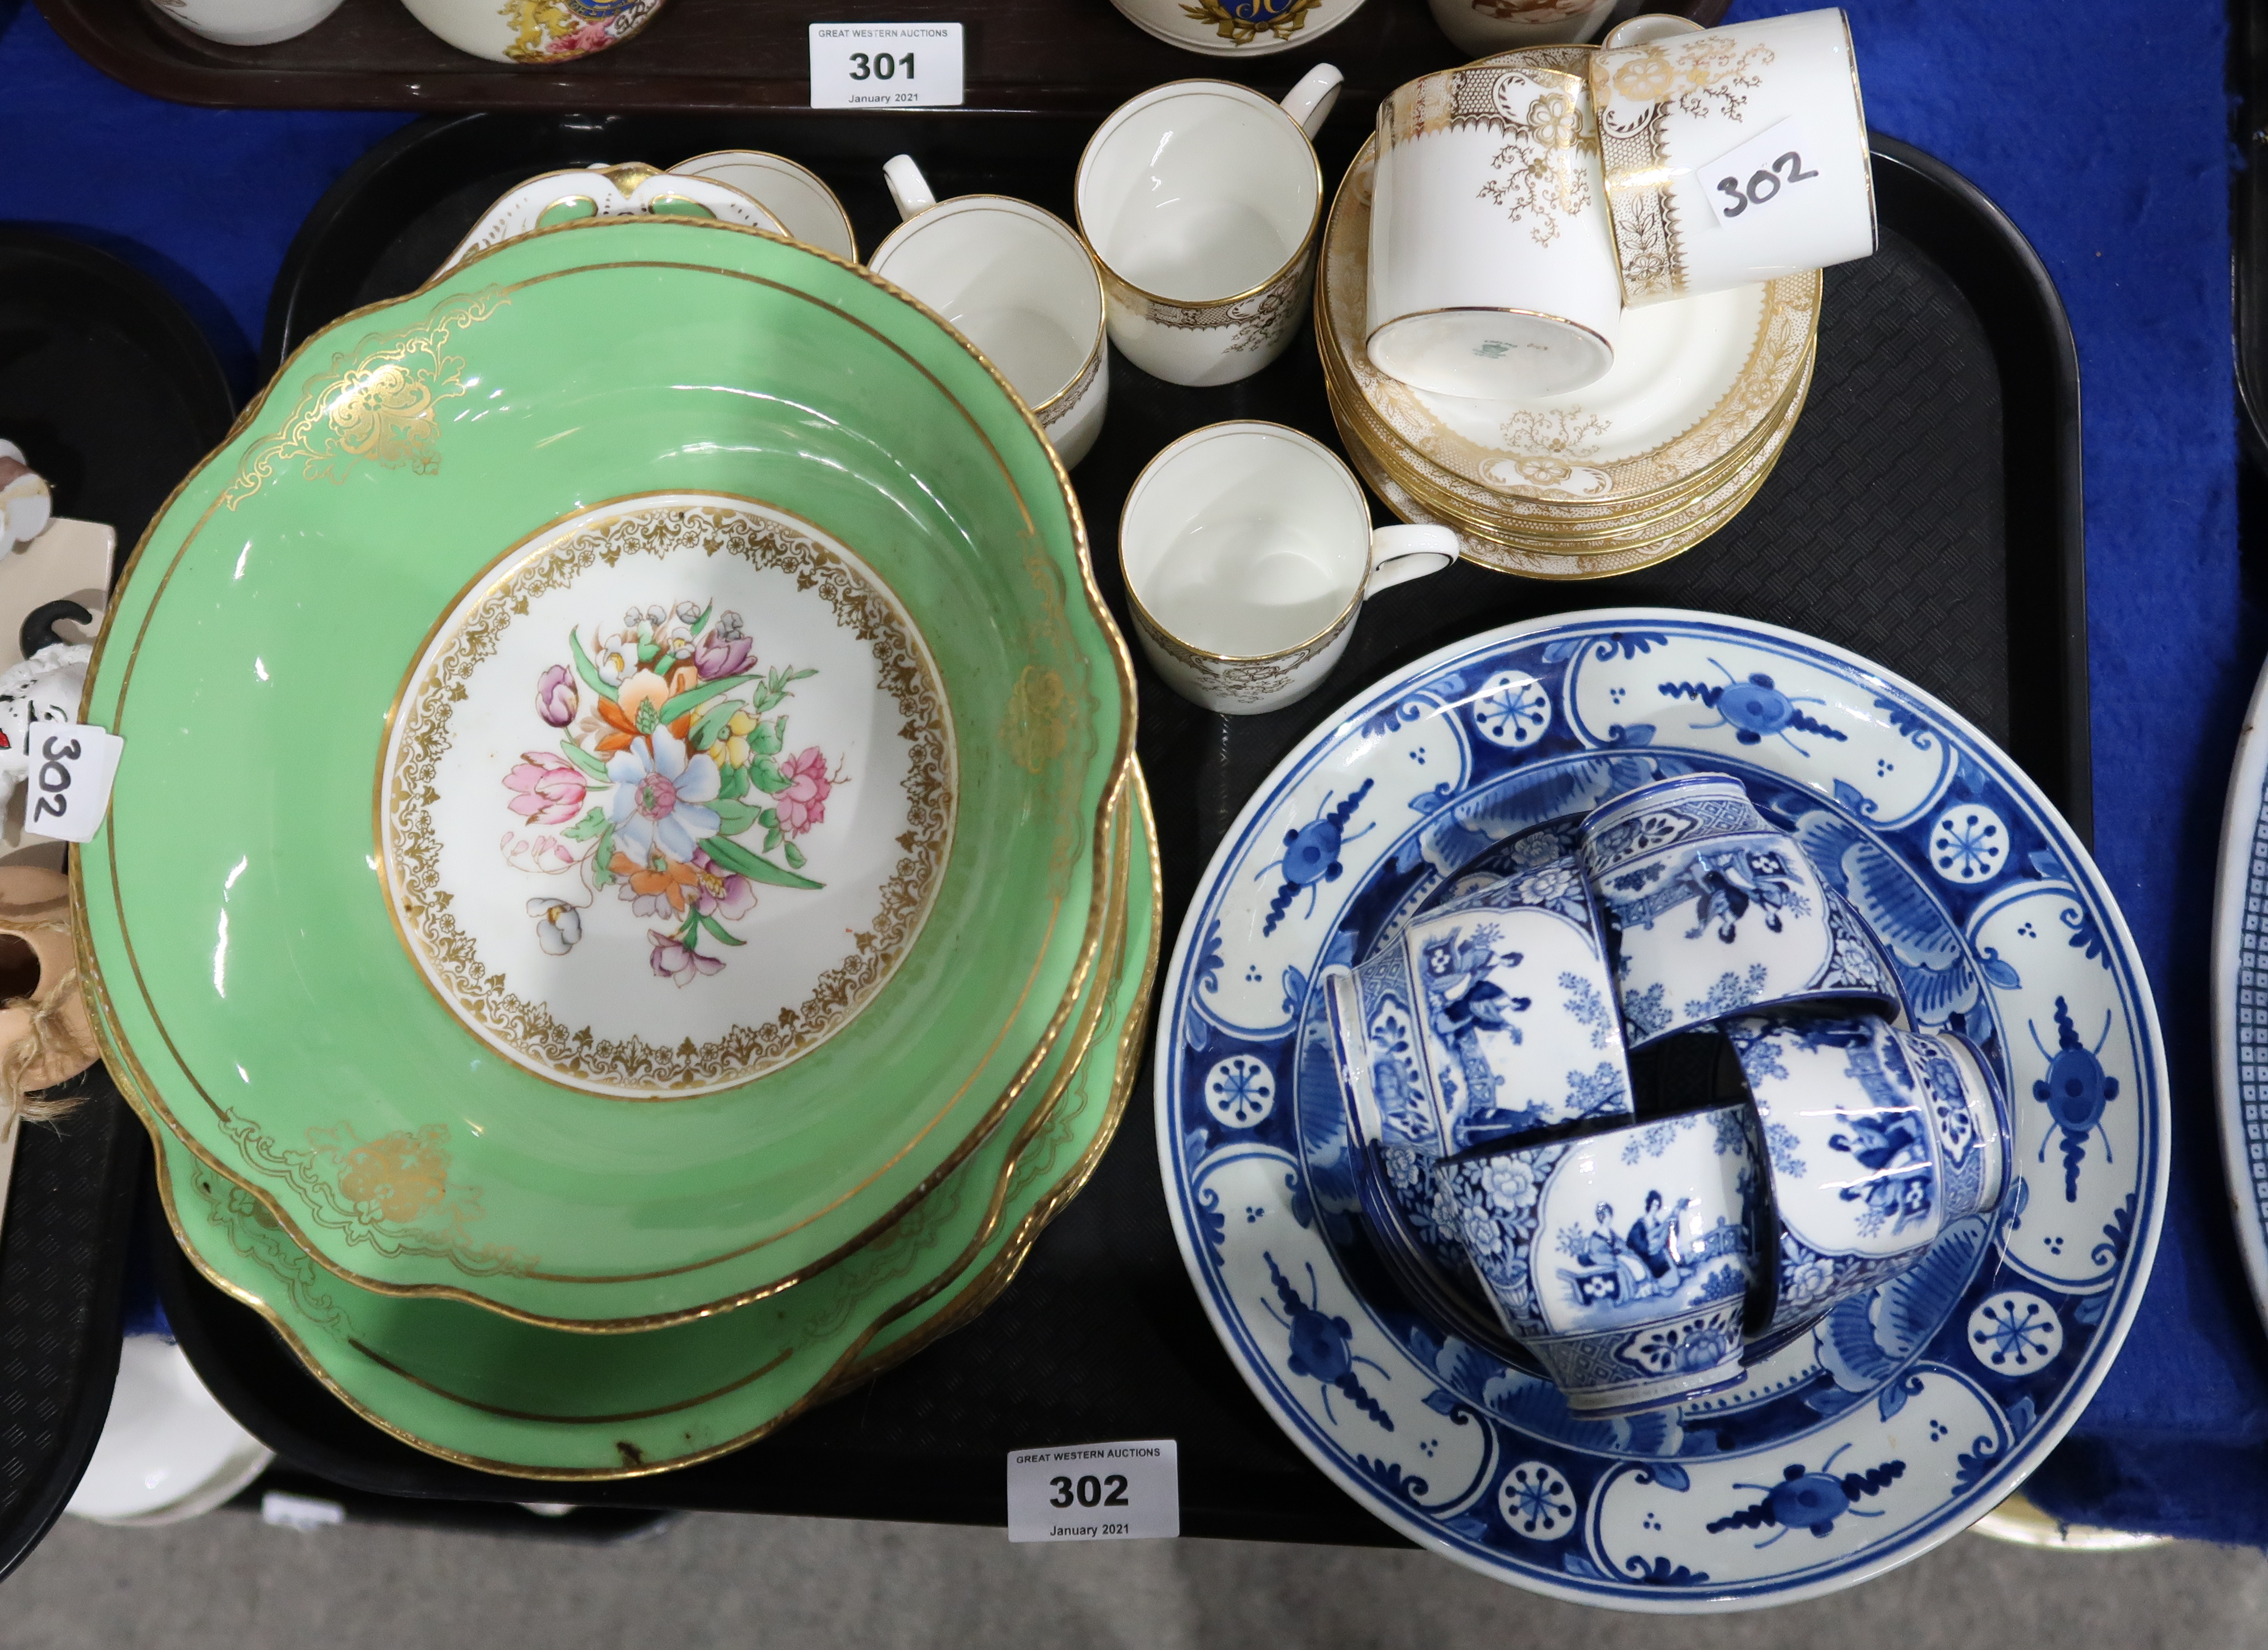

{"left": 1590, "top": 7, "right": 1876, "bottom": 306}
{"left": 1426, "top": 0, "right": 1614, "bottom": 61}
{"left": 868, "top": 158, "right": 1110, "bottom": 471}
{"left": 1120, "top": 422, "right": 1457, "bottom": 715}
{"left": 1075, "top": 67, "right": 1343, "bottom": 388}
{"left": 1368, "top": 62, "right": 1622, "bottom": 398}
{"left": 154, "top": 0, "right": 338, "bottom": 43}
{"left": 669, "top": 151, "right": 858, "bottom": 262}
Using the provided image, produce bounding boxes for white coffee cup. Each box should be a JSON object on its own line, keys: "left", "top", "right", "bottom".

{"left": 1075, "top": 67, "right": 1343, "bottom": 388}
{"left": 1426, "top": 0, "right": 1615, "bottom": 60}
{"left": 1368, "top": 63, "right": 1621, "bottom": 400}
{"left": 154, "top": 0, "right": 338, "bottom": 44}
{"left": 868, "top": 158, "right": 1110, "bottom": 471}
{"left": 1120, "top": 422, "right": 1458, "bottom": 715}
{"left": 669, "top": 151, "right": 859, "bottom": 263}
{"left": 1591, "top": 7, "right": 1876, "bottom": 306}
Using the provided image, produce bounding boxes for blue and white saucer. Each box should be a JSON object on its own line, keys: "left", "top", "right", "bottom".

{"left": 1157, "top": 610, "right": 2165, "bottom": 1610}
{"left": 2212, "top": 652, "right": 2268, "bottom": 1337}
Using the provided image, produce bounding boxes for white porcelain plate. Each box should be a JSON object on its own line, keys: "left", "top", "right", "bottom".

{"left": 1157, "top": 610, "right": 2164, "bottom": 1610}
{"left": 2212, "top": 653, "right": 2268, "bottom": 1334}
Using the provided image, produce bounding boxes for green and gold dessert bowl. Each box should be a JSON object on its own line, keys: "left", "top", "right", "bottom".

{"left": 80, "top": 214, "right": 1134, "bottom": 1331}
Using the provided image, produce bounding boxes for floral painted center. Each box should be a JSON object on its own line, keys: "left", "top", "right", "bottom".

{"left": 495, "top": 591, "right": 855, "bottom": 994}
{"left": 382, "top": 497, "right": 954, "bottom": 1100}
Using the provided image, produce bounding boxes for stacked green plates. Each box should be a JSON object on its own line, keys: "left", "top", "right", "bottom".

{"left": 80, "top": 215, "right": 1135, "bottom": 1334}
{"left": 152, "top": 769, "right": 1156, "bottom": 1478}
{"left": 78, "top": 213, "right": 1153, "bottom": 1476}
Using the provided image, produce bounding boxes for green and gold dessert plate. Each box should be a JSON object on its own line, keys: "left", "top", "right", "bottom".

{"left": 80, "top": 214, "right": 1135, "bottom": 1331}
{"left": 151, "top": 766, "right": 1156, "bottom": 1479}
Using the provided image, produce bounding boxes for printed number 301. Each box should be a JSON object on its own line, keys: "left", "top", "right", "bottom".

{"left": 29, "top": 732, "right": 80, "bottom": 824}
{"left": 1716, "top": 151, "right": 1819, "bottom": 217}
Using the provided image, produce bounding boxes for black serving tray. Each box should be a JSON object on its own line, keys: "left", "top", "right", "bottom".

{"left": 0, "top": 227, "right": 236, "bottom": 1582}
{"left": 154, "top": 113, "right": 2086, "bottom": 1544}
{"left": 2236, "top": 0, "right": 2268, "bottom": 469}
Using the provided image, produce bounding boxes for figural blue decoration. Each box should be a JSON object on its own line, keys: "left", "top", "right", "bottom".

{"left": 1159, "top": 610, "right": 2164, "bottom": 1610}
{"left": 1579, "top": 773, "right": 1899, "bottom": 1047}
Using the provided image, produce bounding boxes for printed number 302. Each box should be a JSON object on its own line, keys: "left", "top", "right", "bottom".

{"left": 1049, "top": 1474, "right": 1129, "bottom": 1509}
{"left": 29, "top": 732, "right": 80, "bottom": 824}
{"left": 1716, "top": 151, "right": 1820, "bottom": 217}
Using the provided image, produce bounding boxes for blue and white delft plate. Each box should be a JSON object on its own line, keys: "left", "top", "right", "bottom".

{"left": 1157, "top": 609, "right": 2166, "bottom": 1611}
{"left": 2213, "top": 652, "right": 2268, "bottom": 1336}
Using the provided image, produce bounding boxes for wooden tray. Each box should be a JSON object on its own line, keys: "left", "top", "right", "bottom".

{"left": 38, "top": 0, "right": 1721, "bottom": 114}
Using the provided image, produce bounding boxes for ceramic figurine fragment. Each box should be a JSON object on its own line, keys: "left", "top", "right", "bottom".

{"left": 0, "top": 443, "right": 50, "bottom": 556}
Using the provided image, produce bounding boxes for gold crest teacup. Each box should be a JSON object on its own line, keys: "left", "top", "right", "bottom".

{"left": 1075, "top": 67, "right": 1343, "bottom": 387}
{"left": 1367, "top": 62, "right": 1623, "bottom": 398}
{"left": 1591, "top": 7, "right": 1876, "bottom": 305}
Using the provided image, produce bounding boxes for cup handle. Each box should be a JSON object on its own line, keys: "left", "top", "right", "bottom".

{"left": 882, "top": 154, "right": 937, "bottom": 222}
{"left": 1362, "top": 523, "right": 1459, "bottom": 598}
{"left": 1600, "top": 12, "right": 1704, "bottom": 49}
{"left": 1279, "top": 63, "right": 1343, "bottom": 141}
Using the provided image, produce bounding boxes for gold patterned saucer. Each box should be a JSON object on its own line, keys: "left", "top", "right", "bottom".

{"left": 1322, "top": 331, "right": 1812, "bottom": 548}
{"left": 1335, "top": 358, "right": 1804, "bottom": 580}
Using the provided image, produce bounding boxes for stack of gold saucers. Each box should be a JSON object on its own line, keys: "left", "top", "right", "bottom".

{"left": 77, "top": 209, "right": 1157, "bottom": 1480}
{"left": 1320, "top": 44, "right": 1823, "bottom": 581}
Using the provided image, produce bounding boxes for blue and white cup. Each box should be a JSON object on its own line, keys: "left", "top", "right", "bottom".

{"left": 1436, "top": 1102, "right": 1760, "bottom": 1413}
{"left": 1727, "top": 1010, "right": 2010, "bottom": 1344}
{"left": 1579, "top": 774, "right": 1897, "bottom": 1047}
{"left": 1326, "top": 853, "right": 1633, "bottom": 1162}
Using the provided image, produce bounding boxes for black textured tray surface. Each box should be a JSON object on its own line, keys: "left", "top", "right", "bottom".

{"left": 0, "top": 226, "right": 235, "bottom": 1583}
{"left": 156, "top": 115, "right": 2085, "bottom": 1541}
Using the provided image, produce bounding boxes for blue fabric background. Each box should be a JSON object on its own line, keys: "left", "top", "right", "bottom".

{"left": 2, "top": 0, "right": 2254, "bottom": 1541}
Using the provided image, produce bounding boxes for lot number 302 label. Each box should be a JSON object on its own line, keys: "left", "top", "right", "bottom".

{"left": 809, "top": 24, "right": 964, "bottom": 109}
{"left": 1006, "top": 1439, "right": 1178, "bottom": 1543}
{"left": 1700, "top": 117, "right": 1824, "bottom": 230}
{"left": 22, "top": 725, "right": 124, "bottom": 844}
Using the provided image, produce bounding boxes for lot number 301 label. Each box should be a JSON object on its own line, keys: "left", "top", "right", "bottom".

{"left": 808, "top": 24, "right": 964, "bottom": 109}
